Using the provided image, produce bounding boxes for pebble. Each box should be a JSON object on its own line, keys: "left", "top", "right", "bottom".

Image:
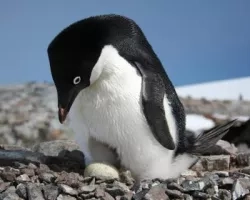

{"left": 58, "top": 184, "right": 78, "bottom": 196}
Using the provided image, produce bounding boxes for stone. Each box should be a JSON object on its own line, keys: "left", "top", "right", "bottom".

{"left": 167, "top": 182, "right": 185, "bottom": 192}
{"left": 144, "top": 184, "right": 169, "bottom": 200}
{"left": 20, "top": 168, "right": 35, "bottom": 177}
{"left": 39, "top": 172, "right": 55, "bottom": 183}
{"left": 79, "top": 185, "right": 96, "bottom": 193}
{"left": 16, "top": 174, "right": 30, "bottom": 183}
{"left": 16, "top": 183, "right": 27, "bottom": 199}
{"left": 1, "top": 171, "right": 16, "bottom": 182}
{"left": 84, "top": 163, "right": 120, "bottom": 180}
{"left": 58, "top": 184, "right": 78, "bottom": 196}
{"left": 28, "top": 163, "right": 38, "bottom": 169}
{"left": 192, "top": 191, "right": 211, "bottom": 199}
{"left": 42, "top": 184, "right": 59, "bottom": 200}
{"left": 181, "top": 179, "right": 206, "bottom": 191}
{"left": 181, "top": 170, "right": 198, "bottom": 177}
{"left": 56, "top": 194, "right": 76, "bottom": 200}
{"left": 2, "top": 193, "right": 21, "bottom": 200}
{"left": 101, "top": 192, "right": 115, "bottom": 200}
{"left": 32, "top": 140, "right": 81, "bottom": 157}
{"left": 236, "top": 153, "right": 250, "bottom": 167}
{"left": 105, "top": 187, "right": 125, "bottom": 197}
{"left": 232, "top": 179, "right": 250, "bottom": 200}
{"left": 55, "top": 171, "right": 81, "bottom": 188}
{"left": 165, "top": 188, "right": 184, "bottom": 199}
{"left": 0, "top": 186, "right": 18, "bottom": 200}
{"left": 191, "top": 155, "right": 230, "bottom": 171}
{"left": 0, "top": 182, "right": 11, "bottom": 193}
{"left": 241, "top": 166, "right": 250, "bottom": 175}
{"left": 27, "top": 183, "right": 45, "bottom": 200}
{"left": 95, "top": 188, "right": 105, "bottom": 197}
{"left": 221, "top": 177, "right": 234, "bottom": 186}
{"left": 218, "top": 189, "right": 232, "bottom": 200}
{"left": 119, "top": 170, "right": 134, "bottom": 186}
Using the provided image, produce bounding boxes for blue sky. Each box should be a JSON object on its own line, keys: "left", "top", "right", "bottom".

{"left": 0, "top": 1, "right": 249, "bottom": 86}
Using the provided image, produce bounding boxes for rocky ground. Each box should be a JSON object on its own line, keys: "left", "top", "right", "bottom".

{"left": 1, "top": 140, "right": 250, "bottom": 200}
{"left": 1, "top": 82, "right": 250, "bottom": 200}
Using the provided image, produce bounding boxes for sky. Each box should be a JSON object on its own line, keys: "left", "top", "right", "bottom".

{"left": 0, "top": 1, "right": 249, "bottom": 86}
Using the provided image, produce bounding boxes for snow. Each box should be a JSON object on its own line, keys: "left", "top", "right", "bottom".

{"left": 176, "top": 76, "right": 250, "bottom": 101}
{"left": 212, "top": 113, "right": 249, "bottom": 122}
{"left": 185, "top": 114, "right": 215, "bottom": 135}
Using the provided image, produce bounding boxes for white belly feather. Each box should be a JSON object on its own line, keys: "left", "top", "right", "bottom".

{"left": 68, "top": 45, "right": 195, "bottom": 180}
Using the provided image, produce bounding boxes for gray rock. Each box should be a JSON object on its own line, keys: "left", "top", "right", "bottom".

{"left": 16, "top": 183, "right": 27, "bottom": 199}
{"left": 191, "top": 155, "right": 230, "bottom": 171}
{"left": 167, "top": 182, "right": 185, "bottom": 192}
{"left": 221, "top": 177, "right": 234, "bottom": 185}
{"left": 105, "top": 186, "right": 125, "bottom": 197}
{"left": 100, "top": 192, "right": 115, "bottom": 200}
{"left": 143, "top": 184, "right": 169, "bottom": 200}
{"left": 218, "top": 189, "right": 232, "bottom": 200}
{"left": 241, "top": 166, "right": 250, "bottom": 175}
{"left": 2, "top": 193, "right": 21, "bottom": 200}
{"left": 55, "top": 171, "right": 82, "bottom": 188}
{"left": 181, "top": 179, "right": 206, "bottom": 191}
{"left": 16, "top": 174, "right": 30, "bottom": 183}
{"left": 119, "top": 170, "right": 134, "bottom": 186}
{"left": 1, "top": 171, "right": 16, "bottom": 182}
{"left": 42, "top": 184, "right": 59, "bottom": 200}
{"left": 0, "top": 186, "right": 17, "bottom": 200}
{"left": 32, "top": 140, "right": 81, "bottom": 157}
{"left": 236, "top": 153, "right": 250, "bottom": 166}
{"left": 56, "top": 194, "right": 76, "bottom": 200}
{"left": 165, "top": 188, "right": 183, "bottom": 199}
{"left": 192, "top": 191, "right": 211, "bottom": 199}
{"left": 0, "top": 182, "right": 11, "bottom": 193}
{"left": 39, "top": 172, "right": 55, "bottom": 183}
{"left": 20, "top": 168, "right": 35, "bottom": 177}
{"left": 79, "top": 185, "right": 96, "bottom": 193}
{"left": 183, "top": 194, "right": 193, "bottom": 200}
{"left": 27, "top": 183, "right": 45, "bottom": 200}
{"left": 232, "top": 179, "right": 250, "bottom": 200}
{"left": 95, "top": 188, "right": 106, "bottom": 198}
{"left": 58, "top": 184, "right": 78, "bottom": 196}
{"left": 28, "top": 163, "right": 38, "bottom": 169}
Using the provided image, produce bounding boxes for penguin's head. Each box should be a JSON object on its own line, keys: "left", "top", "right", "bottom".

{"left": 47, "top": 14, "right": 150, "bottom": 124}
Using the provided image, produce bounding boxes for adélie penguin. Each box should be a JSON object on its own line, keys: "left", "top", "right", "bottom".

{"left": 47, "top": 14, "right": 236, "bottom": 181}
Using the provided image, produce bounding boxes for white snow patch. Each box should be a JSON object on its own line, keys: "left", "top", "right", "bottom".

{"left": 186, "top": 114, "right": 215, "bottom": 135}
{"left": 176, "top": 76, "right": 250, "bottom": 101}
{"left": 211, "top": 113, "right": 249, "bottom": 122}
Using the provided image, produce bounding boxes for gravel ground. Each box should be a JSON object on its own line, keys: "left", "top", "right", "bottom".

{"left": 1, "top": 140, "right": 250, "bottom": 200}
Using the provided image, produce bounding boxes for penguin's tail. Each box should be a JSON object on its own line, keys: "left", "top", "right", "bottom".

{"left": 187, "top": 119, "right": 237, "bottom": 155}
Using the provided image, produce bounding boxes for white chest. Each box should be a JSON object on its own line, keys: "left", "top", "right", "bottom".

{"left": 72, "top": 60, "right": 153, "bottom": 147}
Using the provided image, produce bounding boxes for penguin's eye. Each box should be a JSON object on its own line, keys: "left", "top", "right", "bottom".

{"left": 73, "top": 76, "right": 81, "bottom": 85}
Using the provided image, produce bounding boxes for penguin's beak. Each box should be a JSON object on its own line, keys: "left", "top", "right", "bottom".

{"left": 57, "top": 88, "right": 80, "bottom": 124}
{"left": 58, "top": 107, "right": 68, "bottom": 124}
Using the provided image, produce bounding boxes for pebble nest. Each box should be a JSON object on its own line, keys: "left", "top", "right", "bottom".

{"left": 1, "top": 141, "right": 250, "bottom": 200}
{"left": 1, "top": 161, "right": 250, "bottom": 200}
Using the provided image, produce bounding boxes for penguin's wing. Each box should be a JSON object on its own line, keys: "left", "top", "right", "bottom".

{"left": 187, "top": 119, "right": 237, "bottom": 155}
{"left": 132, "top": 61, "right": 176, "bottom": 150}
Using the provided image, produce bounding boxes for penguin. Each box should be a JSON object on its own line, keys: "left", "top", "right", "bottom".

{"left": 47, "top": 14, "right": 236, "bottom": 181}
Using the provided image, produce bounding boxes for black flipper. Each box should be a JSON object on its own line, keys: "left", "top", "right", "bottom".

{"left": 132, "top": 61, "right": 176, "bottom": 150}
{"left": 187, "top": 119, "right": 237, "bottom": 155}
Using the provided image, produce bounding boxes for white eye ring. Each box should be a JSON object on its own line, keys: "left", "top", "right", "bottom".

{"left": 73, "top": 76, "right": 81, "bottom": 85}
